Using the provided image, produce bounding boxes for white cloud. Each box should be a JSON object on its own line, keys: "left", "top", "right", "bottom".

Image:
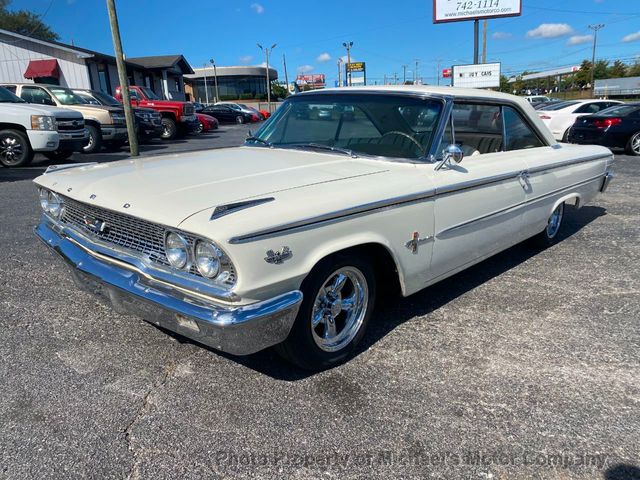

{"left": 255, "top": 62, "right": 268, "bottom": 68}
{"left": 250, "top": 3, "right": 264, "bottom": 14}
{"left": 491, "top": 31, "right": 512, "bottom": 40}
{"left": 526, "top": 23, "right": 574, "bottom": 39}
{"left": 239, "top": 55, "right": 253, "bottom": 63}
{"left": 297, "top": 65, "right": 314, "bottom": 74}
{"left": 567, "top": 34, "right": 593, "bottom": 45}
{"left": 622, "top": 31, "right": 640, "bottom": 43}
{"left": 316, "top": 52, "right": 331, "bottom": 63}
{"left": 339, "top": 55, "right": 357, "bottom": 63}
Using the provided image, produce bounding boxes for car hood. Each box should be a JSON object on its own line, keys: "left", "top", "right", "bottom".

{"left": 0, "top": 102, "right": 82, "bottom": 118}
{"left": 34, "top": 147, "right": 391, "bottom": 228}
{"left": 143, "top": 100, "right": 189, "bottom": 108}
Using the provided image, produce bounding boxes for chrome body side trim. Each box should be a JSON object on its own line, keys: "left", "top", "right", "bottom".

{"left": 527, "top": 153, "right": 611, "bottom": 175}
{"left": 436, "top": 174, "right": 605, "bottom": 238}
{"left": 229, "top": 189, "right": 436, "bottom": 244}
{"left": 436, "top": 170, "right": 522, "bottom": 196}
{"left": 35, "top": 217, "right": 303, "bottom": 356}
{"left": 44, "top": 162, "right": 97, "bottom": 174}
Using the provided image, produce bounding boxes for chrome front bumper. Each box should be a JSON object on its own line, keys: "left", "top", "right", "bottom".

{"left": 35, "top": 217, "right": 302, "bottom": 355}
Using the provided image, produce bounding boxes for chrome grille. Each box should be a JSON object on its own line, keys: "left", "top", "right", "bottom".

{"left": 57, "top": 119, "right": 85, "bottom": 131}
{"left": 59, "top": 196, "right": 236, "bottom": 286}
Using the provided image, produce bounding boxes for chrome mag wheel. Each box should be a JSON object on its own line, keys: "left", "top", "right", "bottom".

{"left": 311, "top": 267, "right": 368, "bottom": 352}
{"left": 631, "top": 132, "right": 640, "bottom": 155}
{"left": 546, "top": 203, "right": 564, "bottom": 239}
{"left": 0, "top": 134, "right": 25, "bottom": 166}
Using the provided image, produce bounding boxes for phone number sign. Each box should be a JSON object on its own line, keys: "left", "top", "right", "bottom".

{"left": 433, "top": 0, "right": 522, "bottom": 23}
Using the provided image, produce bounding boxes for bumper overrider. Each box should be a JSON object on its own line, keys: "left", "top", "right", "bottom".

{"left": 35, "top": 216, "right": 303, "bottom": 355}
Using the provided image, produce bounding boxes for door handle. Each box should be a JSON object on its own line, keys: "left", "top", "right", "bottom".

{"left": 518, "top": 170, "right": 530, "bottom": 188}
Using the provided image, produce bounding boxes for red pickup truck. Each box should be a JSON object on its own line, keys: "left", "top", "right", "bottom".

{"left": 114, "top": 85, "right": 199, "bottom": 140}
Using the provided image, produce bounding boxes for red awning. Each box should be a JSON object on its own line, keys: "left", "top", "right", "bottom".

{"left": 24, "top": 59, "right": 60, "bottom": 79}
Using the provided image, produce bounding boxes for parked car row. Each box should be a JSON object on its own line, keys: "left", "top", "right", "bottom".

{"left": 0, "top": 83, "right": 266, "bottom": 167}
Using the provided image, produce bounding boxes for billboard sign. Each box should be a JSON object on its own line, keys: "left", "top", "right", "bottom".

{"left": 452, "top": 62, "right": 500, "bottom": 88}
{"left": 346, "top": 62, "right": 365, "bottom": 73}
{"left": 296, "top": 74, "right": 326, "bottom": 89}
{"left": 442, "top": 68, "right": 452, "bottom": 78}
{"left": 433, "top": 0, "right": 522, "bottom": 23}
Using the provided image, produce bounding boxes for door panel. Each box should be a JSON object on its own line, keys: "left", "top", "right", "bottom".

{"left": 429, "top": 152, "right": 527, "bottom": 282}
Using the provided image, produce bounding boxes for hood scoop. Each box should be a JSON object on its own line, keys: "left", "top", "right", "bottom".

{"left": 210, "top": 197, "right": 275, "bottom": 220}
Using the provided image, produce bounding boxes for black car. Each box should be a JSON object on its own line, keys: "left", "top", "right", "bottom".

{"left": 201, "top": 105, "right": 255, "bottom": 124}
{"left": 73, "top": 89, "right": 164, "bottom": 143}
{"left": 568, "top": 103, "right": 640, "bottom": 155}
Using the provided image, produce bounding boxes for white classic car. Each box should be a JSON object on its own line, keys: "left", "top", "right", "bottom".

{"left": 34, "top": 86, "right": 614, "bottom": 370}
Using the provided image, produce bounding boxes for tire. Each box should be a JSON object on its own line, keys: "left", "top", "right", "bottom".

{"left": 160, "top": 117, "right": 177, "bottom": 140}
{"left": 625, "top": 132, "right": 640, "bottom": 156}
{"left": 195, "top": 122, "right": 204, "bottom": 134}
{"left": 276, "top": 253, "right": 376, "bottom": 370}
{"left": 82, "top": 125, "right": 102, "bottom": 154}
{"left": 235, "top": 115, "right": 244, "bottom": 124}
{"left": 562, "top": 128, "right": 571, "bottom": 143}
{"left": 530, "top": 202, "right": 565, "bottom": 248}
{"left": 43, "top": 150, "right": 74, "bottom": 162}
{"left": 0, "top": 129, "right": 33, "bottom": 167}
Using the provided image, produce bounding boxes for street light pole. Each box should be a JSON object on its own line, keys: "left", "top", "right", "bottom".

{"left": 202, "top": 63, "right": 209, "bottom": 104}
{"left": 105, "top": 0, "right": 138, "bottom": 156}
{"left": 589, "top": 24, "right": 604, "bottom": 96}
{"left": 258, "top": 43, "right": 276, "bottom": 112}
{"left": 337, "top": 58, "right": 343, "bottom": 87}
{"left": 342, "top": 41, "right": 353, "bottom": 86}
{"left": 209, "top": 59, "right": 219, "bottom": 103}
{"left": 402, "top": 64, "right": 407, "bottom": 85}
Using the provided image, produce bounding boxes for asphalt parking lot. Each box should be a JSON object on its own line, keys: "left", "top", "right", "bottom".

{"left": 0, "top": 147, "right": 638, "bottom": 478}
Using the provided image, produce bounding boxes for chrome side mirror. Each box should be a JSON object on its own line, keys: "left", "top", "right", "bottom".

{"left": 435, "top": 144, "right": 464, "bottom": 170}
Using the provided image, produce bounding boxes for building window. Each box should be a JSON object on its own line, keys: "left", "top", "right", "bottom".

{"left": 97, "top": 63, "right": 111, "bottom": 93}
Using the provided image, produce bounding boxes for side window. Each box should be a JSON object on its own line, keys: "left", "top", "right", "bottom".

{"left": 451, "top": 103, "right": 503, "bottom": 156}
{"left": 575, "top": 102, "right": 602, "bottom": 114}
{"left": 4, "top": 85, "right": 16, "bottom": 93}
{"left": 503, "top": 106, "right": 545, "bottom": 151}
{"left": 21, "top": 87, "right": 55, "bottom": 106}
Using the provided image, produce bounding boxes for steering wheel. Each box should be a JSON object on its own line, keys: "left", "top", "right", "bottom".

{"left": 380, "top": 131, "right": 425, "bottom": 155}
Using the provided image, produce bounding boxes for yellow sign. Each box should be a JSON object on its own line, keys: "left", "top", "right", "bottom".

{"left": 346, "top": 62, "right": 365, "bottom": 73}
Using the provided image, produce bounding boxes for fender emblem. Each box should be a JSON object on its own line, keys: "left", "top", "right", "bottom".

{"left": 83, "top": 215, "right": 108, "bottom": 233}
{"left": 405, "top": 231, "right": 432, "bottom": 253}
{"left": 265, "top": 247, "right": 292, "bottom": 264}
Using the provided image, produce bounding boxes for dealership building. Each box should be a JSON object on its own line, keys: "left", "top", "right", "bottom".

{"left": 185, "top": 66, "right": 277, "bottom": 103}
{"left": 0, "top": 28, "right": 193, "bottom": 100}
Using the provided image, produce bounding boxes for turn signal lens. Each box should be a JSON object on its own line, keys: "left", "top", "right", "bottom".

{"left": 165, "top": 232, "right": 189, "bottom": 269}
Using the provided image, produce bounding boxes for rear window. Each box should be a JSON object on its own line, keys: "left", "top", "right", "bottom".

{"left": 541, "top": 101, "right": 580, "bottom": 111}
{"left": 597, "top": 105, "right": 639, "bottom": 117}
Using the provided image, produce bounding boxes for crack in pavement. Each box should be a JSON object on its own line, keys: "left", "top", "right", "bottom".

{"left": 123, "top": 361, "right": 178, "bottom": 480}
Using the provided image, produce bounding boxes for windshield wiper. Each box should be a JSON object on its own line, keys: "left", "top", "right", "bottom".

{"left": 289, "top": 143, "right": 358, "bottom": 158}
{"left": 245, "top": 136, "right": 272, "bottom": 147}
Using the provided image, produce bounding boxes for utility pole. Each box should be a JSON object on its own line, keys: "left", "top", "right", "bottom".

{"left": 393, "top": 72, "right": 398, "bottom": 85}
{"left": 473, "top": 19, "right": 480, "bottom": 64}
{"left": 414, "top": 59, "right": 419, "bottom": 84}
{"left": 257, "top": 43, "right": 276, "bottom": 111}
{"left": 589, "top": 24, "right": 604, "bottom": 96}
{"left": 209, "top": 59, "right": 219, "bottom": 103}
{"left": 105, "top": 0, "right": 138, "bottom": 156}
{"left": 343, "top": 41, "right": 353, "bottom": 86}
{"left": 282, "top": 53, "right": 289, "bottom": 95}
{"left": 402, "top": 64, "right": 407, "bottom": 84}
{"left": 337, "top": 58, "right": 343, "bottom": 87}
{"left": 436, "top": 59, "right": 441, "bottom": 86}
{"left": 383, "top": 74, "right": 387, "bottom": 85}
{"left": 202, "top": 63, "right": 209, "bottom": 104}
{"left": 482, "top": 20, "right": 487, "bottom": 64}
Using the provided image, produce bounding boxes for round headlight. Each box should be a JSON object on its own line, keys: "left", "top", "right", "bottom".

{"left": 39, "top": 189, "right": 49, "bottom": 212}
{"left": 194, "top": 241, "right": 220, "bottom": 278}
{"left": 165, "top": 232, "right": 189, "bottom": 269}
{"left": 47, "top": 191, "right": 63, "bottom": 218}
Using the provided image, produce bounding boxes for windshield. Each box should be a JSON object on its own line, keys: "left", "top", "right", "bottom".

{"left": 49, "top": 87, "right": 88, "bottom": 105}
{"left": 596, "top": 104, "right": 639, "bottom": 117}
{"left": 248, "top": 93, "right": 443, "bottom": 160}
{"left": 140, "top": 87, "right": 160, "bottom": 100}
{"left": 88, "top": 90, "right": 121, "bottom": 106}
{"left": 0, "top": 86, "right": 26, "bottom": 103}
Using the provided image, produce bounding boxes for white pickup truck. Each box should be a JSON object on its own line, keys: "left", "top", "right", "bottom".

{"left": 0, "top": 86, "right": 85, "bottom": 167}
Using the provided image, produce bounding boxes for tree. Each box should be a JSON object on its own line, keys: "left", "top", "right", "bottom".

{"left": 608, "top": 60, "right": 627, "bottom": 79}
{"left": 573, "top": 60, "right": 592, "bottom": 88}
{"left": 627, "top": 60, "right": 640, "bottom": 77}
{"left": 499, "top": 75, "right": 510, "bottom": 93}
{"left": 0, "top": 0, "right": 59, "bottom": 41}
{"left": 270, "top": 81, "right": 287, "bottom": 100}
{"left": 593, "top": 60, "right": 610, "bottom": 80}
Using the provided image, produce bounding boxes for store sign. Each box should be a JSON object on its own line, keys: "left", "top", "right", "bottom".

{"left": 442, "top": 68, "right": 452, "bottom": 78}
{"left": 452, "top": 63, "right": 500, "bottom": 88}
{"left": 433, "top": 0, "right": 522, "bottom": 23}
{"left": 296, "top": 74, "right": 326, "bottom": 87}
{"left": 346, "top": 62, "right": 365, "bottom": 73}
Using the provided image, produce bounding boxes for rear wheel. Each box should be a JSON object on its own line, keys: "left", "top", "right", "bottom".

{"left": 626, "top": 132, "right": 640, "bottom": 156}
{"left": 276, "top": 253, "right": 376, "bottom": 370}
{"left": 0, "top": 129, "right": 33, "bottom": 167}
{"left": 235, "top": 115, "right": 244, "bottom": 124}
{"left": 161, "top": 117, "right": 177, "bottom": 140}
{"left": 82, "top": 125, "right": 102, "bottom": 154}
{"left": 195, "top": 122, "right": 204, "bottom": 134}
{"left": 562, "top": 127, "right": 571, "bottom": 142}
{"left": 530, "top": 202, "right": 565, "bottom": 248}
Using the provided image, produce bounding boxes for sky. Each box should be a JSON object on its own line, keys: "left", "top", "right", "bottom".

{"left": 13, "top": 0, "right": 640, "bottom": 85}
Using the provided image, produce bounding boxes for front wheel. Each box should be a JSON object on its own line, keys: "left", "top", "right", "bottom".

{"left": 530, "top": 202, "right": 565, "bottom": 248}
{"left": 626, "top": 132, "right": 640, "bottom": 156}
{"left": 0, "top": 129, "right": 33, "bottom": 167}
{"left": 276, "top": 254, "right": 376, "bottom": 370}
{"left": 195, "top": 122, "right": 204, "bottom": 134}
{"left": 82, "top": 125, "right": 102, "bottom": 154}
{"left": 235, "top": 115, "right": 244, "bottom": 124}
{"left": 160, "top": 117, "right": 177, "bottom": 140}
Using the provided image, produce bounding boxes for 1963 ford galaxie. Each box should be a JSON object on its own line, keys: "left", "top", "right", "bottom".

{"left": 34, "top": 86, "right": 614, "bottom": 370}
